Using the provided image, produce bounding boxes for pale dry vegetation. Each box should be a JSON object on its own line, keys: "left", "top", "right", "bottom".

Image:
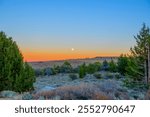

{"left": 33, "top": 83, "right": 111, "bottom": 100}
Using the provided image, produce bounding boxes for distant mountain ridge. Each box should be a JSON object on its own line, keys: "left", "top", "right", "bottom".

{"left": 29, "top": 56, "right": 118, "bottom": 69}
{"left": 29, "top": 56, "right": 119, "bottom": 63}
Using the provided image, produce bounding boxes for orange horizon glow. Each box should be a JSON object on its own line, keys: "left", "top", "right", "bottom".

{"left": 22, "top": 49, "right": 122, "bottom": 62}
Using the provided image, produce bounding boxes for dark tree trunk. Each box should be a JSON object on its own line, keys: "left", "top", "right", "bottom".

{"left": 148, "top": 44, "right": 150, "bottom": 83}
{"left": 144, "top": 60, "right": 148, "bottom": 84}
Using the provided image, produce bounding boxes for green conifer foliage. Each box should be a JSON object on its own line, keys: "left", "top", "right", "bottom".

{"left": 109, "top": 59, "right": 117, "bottom": 72}
{"left": 127, "top": 24, "right": 150, "bottom": 85}
{"left": 79, "top": 63, "right": 86, "bottom": 78}
{"left": 117, "top": 54, "right": 129, "bottom": 75}
{"left": 0, "top": 31, "right": 35, "bottom": 92}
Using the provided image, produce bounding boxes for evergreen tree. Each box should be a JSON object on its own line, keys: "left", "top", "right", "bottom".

{"left": 86, "top": 63, "right": 96, "bottom": 74}
{"left": 102, "top": 60, "right": 109, "bottom": 71}
{"left": 60, "top": 61, "right": 72, "bottom": 73}
{"left": 129, "top": 23, "right": 150, "bottom": 84}
{"left": 0, "top": 31, "right": 35, "bottom": 92}
{"left": 93, "top": 62, "right": 101, "bottom": 71}
{"left": 79, "top": 63, "right": 86, "bottom": 78}
{"left": 117, "top": 54, "right": 129, "bottom": 75}
{"left": 86, "top": 62, "right": 101, "bottom": 74}
{"left": 53, "top": 65, "right": 60, "bottom": 74}
{"left": 109, "top": 59, "right": 117, "bottom": 72}
{"left": 125, "top": 57, "right": 143, "bottom": 81}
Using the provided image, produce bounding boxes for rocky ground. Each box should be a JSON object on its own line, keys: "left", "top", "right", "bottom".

{"left": 0, "top": 71, "right": 147, "bottom": 100}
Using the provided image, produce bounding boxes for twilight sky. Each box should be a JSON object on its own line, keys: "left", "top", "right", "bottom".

{"left": 0, "top": 0, "right": 150, "bottom": 61}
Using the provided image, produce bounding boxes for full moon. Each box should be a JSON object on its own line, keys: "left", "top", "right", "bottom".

{"left": 71, "top": 48, "right": 74, "bottom": 51}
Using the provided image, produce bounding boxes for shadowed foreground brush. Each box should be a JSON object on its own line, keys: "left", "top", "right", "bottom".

{"left": 33, "top": 83, "right": 111, "bottom": 100}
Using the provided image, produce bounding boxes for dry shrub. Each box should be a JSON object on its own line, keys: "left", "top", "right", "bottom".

{"left": 114, "top": 91, "right": 130, "bottom": 100}
{"left": 99, "top": 80, "right": 120, "bottom": 93}
{"left": 69, "top": 73, "right": 78, "bottom": 80}
{"left": 56, "top": 83, "right": 111, "bottom": 100}
{"left": 92, "top": 93, "right": 110, "bottom": 100}
{"left": 34, "top": 83, "right": 112, "bottom": 100}
{"left": 33, "top": 90, "right": 56, "bottom": 100}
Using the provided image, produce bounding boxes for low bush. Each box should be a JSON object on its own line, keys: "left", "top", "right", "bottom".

{"left": 33, "top": 83, "right": 111, "bottom": 100}
{"left": 79, "top": 63, "right": 86, "bottom": 78}
{"left": 34, "top": 69, "right": 42, "bottom": 77}
{"left": 52, "top": 65, "right": 60, "bottom": 74}
{"left": 99, "top": 80, "right": 120, "bottom": 94}
{"left": 72, "top": 67, "right": 79, "bottom": 73}
{"left": 86, "top": 63, "right": 97, "bottom": 74}
{"left": 69, "top": 74, "right": 78, "bottom": 80}
{"left": 44, "top": 67, "right": 53, "bottom": 76}
{"left": 108, "top": 59, "right": 117, "bottom": 72}
{"left": 123, "top": 79, "right": 148, "bottom": 89}
{"left": 101, "top": 60, "right": 109, "bottom": 71}
{"left": 93, "top": 73, "right": 102, "bottom": 79}
{"left": 86, "top": 62, "right": 101, "bottom": 74}
{"left": 22, "top": 92, "right": 33, "bottom": 100}
{"left": 59, "top": 61, "right": 73, "bottom": 73}
{"left": 114, "top": 73, "right": 122, "bottom": 79}
{"left": 0, "top": 91, "right": 17, "bottom": 98}
{"left": 105, "top": 73, "right": 114, "bottom": 79}
{"left": 34, "top": 69, "right": 45, "bottom": 76}
{"left": 34, "top": 90, "right": 56, "bottom": 100}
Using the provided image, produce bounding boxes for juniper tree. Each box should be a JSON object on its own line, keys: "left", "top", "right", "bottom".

{"left": 86, "top": 63, "right": 97, "bottom": 74}
{"left": 102, "top": 60, "right": 109, "bottom": 71}
{"left": 109, "top": 59, "right": 117, "bottom": 72}
{"left": 0, "top": 31, "right": 35, "bottom": 92}
{"left": 86, "top": 62, "right": 101, "bottom": 74}
{"left": 60, "top": 61, "right": 73, "bottom": 73}
{"left": 79, "top": 63, "right": 86, "bottom": 78}
{"left": 117, "top": 54, "right": 129, "bottom": 75}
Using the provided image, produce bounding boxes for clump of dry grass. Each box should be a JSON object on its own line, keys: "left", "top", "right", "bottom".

{"left": 33, "top": 83, "right": 111, "bottom": 100}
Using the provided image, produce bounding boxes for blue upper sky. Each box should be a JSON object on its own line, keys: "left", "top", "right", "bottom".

{"left": 0, "top": 0, "right": 150, "bottom": 61}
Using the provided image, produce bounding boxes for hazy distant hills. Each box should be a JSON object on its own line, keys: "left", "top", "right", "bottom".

{"left": 29, "top": 56, "right": 118, "bottom": 69}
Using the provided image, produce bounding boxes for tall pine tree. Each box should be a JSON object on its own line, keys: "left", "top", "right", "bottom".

{"left": 128, "top": 23, "right": 150, "bottom": 85}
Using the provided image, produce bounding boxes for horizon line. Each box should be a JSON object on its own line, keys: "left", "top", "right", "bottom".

{"left": 27, "top": 55, "right": 119, "bottom": 63}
